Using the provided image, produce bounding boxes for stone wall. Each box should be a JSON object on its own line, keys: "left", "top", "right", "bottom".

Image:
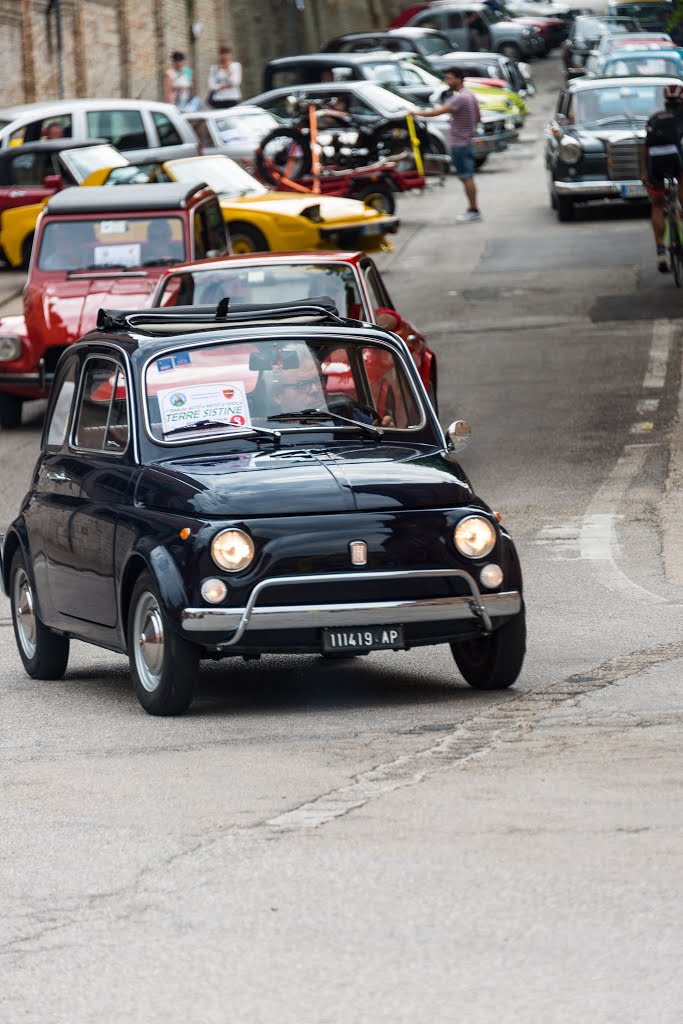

{"left": 2, "top": 0, "right": 406, "bottom": 108}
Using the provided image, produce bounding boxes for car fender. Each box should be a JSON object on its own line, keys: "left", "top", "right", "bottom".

{"left": 0, "top": 522, "right": 31, "bottom": 600}
{"left": 0, "top": 200, "right": 45, "bottom": 268}
{"left": 119, "top": 541, "right": 190, "bottom": 636}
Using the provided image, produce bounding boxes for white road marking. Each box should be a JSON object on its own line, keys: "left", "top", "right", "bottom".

{"left": 642, "top": 319, "right": 673, "bottom": 390}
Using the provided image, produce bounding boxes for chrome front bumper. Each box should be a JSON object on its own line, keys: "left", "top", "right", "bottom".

{"left": 554, "top": 178, "right": 647, "bottom": 199}
{"left": 180, "top": 568, "right": 522, "bottom": 648}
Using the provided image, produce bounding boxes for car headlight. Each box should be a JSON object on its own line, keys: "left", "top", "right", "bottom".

{"left": 522, "top": 28, "right": 531, "bottom": 37}
{"left": 211, "top": 529, "right": 255, "bottom": 572}
{"left": 504, "top": 118, "right": 516, "bottom": 131}
{"left": 0, "top": 336, "right": 22, "bottom": 362}
{"left": 454, "top": 516, "right": 496, "bottom": 559}
{"left": 559, "top": 136, "right": 582, "bottom": 164}
{"left": 476, "top": 123, "right": 486, "bottom": 135}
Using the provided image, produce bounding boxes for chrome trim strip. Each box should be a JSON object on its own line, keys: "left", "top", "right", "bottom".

{"left": 554, "top": 178, "right": 646, "bottom": 196}
{"left": 180, "top": 568, "right": 522, "bottom": 645}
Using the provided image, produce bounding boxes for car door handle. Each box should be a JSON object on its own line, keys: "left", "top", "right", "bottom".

{"left": 46, "top": 471, "right": 71, "bottom": 483}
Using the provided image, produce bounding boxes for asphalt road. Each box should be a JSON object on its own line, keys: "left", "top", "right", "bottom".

{"left": 2, "top": 55, "right": 683, "bottom": 1023}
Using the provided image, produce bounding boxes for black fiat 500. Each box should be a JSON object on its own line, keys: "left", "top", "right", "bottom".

{"left": 0, "top": 301, "right": 525, "bottom": 715}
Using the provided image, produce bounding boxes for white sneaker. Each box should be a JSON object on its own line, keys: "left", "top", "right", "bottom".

{"left": 456, "top": 210, "right": 482, "bottom": 223}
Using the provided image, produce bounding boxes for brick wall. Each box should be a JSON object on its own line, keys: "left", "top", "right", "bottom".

{"left": 2, "top": 0, "right": 406, "bottom": 108}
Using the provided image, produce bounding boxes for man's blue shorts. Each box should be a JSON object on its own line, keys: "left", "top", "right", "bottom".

{"left": 451, "top": 144, "right": 476, "bottom": 180}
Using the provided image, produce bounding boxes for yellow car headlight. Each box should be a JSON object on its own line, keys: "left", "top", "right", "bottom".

{"left": 211, "top": 529, "right": 255, "bottom": 572}
{"left": 454, "top": 516, "right": 496, "bottom": 559}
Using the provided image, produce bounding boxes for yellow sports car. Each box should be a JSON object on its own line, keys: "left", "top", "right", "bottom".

{"left": 1, "top": 153, "right": 400, "bottom": 267}
{"left": 157, "top": 155, "right": 399, "bottom": 254}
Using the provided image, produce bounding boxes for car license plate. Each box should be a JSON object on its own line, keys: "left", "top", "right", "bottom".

{"left": 322, "top": 625, "right": 405, "bottom": 653}
{"left": 621, "top": 183, "right": 646, "bottom": 199}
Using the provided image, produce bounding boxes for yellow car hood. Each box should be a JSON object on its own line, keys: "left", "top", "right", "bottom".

{"left": 223, "top": 192, "right": 387, "bottom": 226}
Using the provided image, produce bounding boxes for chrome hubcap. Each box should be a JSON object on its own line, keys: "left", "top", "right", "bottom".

{"left": 133, "top": 591, "right": 165, "bottom": 692}
{"left": 14, "top": 568, "right": 37, "bottom": 659}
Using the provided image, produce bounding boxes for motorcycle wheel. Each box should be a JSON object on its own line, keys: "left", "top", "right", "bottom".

{"left": 255, "top": 128, "right": 312, "bottom": 186}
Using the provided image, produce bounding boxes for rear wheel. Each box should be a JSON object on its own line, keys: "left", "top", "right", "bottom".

{"left": 255, "top": 128, "right": 311, "bottom": 186}
{"left": 498, "top": 43, "right": 522, "bottom": 60}
{"left": 451, "top": 605, "right": 526, "bottom": 691}
{"left": 228, "top": 222, "right": 269, "bottom": 254}
{"left": 354, "top": 184, "right": 396, "bottom": 215}
{"left": 10, "top": 550, "right": 70, "bottom": 680}
{"left": 0, "top": 394, "right": 23, "bottom": 429}
{"left": 128, "top": 571, "right": 199, "bottom": 715}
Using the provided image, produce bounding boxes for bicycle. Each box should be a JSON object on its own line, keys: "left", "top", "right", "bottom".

{"left": 663, "top": 176, "right": 683, "bottom": 286}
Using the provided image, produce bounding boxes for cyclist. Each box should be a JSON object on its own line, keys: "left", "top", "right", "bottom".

{"left": 642, "top": 82, "right": 683, "bottom": 272}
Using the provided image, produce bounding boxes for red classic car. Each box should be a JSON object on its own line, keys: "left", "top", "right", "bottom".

{"left": 0, "top": 182, "right": 228, "bottom": 427}
{"left": 152, "top": 250, "right": 438, "bottom": 411}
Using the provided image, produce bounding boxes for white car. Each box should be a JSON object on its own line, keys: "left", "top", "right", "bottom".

{"left": 0, "top": 98, "right": 198, "bottom": 164}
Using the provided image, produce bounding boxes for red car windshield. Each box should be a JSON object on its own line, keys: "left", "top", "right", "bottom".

{"left": 37, "top": 216, "right": 186, "bottom": 272}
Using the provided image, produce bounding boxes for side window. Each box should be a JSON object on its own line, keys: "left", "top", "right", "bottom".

{"left": 73, "top": 358, "right": 129, "bottom": 453}
{"left": 194, "top": 200, "right": 228, "bottom": 259}
{"left": 9, "top": 152, "right": 47, "bottom": 187}
{"left": 191, "top": 118, "right": 214, "bottom": 148}
{"left": 86, "top": 109, "right": 147, "bottom": 150}
{"left": 416, "top": 12, "right": 447, "bottom": 30}
{"left": 363, "top": 262, "right": 391, "bottom": 314}
{"left": 446, "top": 12, "right": 465, "bottom": 29}
{"left": 345, "top": 94, "right": 375, "bottom": 116}
{"left": 45, "top": 360, "right": 77, "bottom": 449}
{"left": 152, "top": 111, "right": 183, "bottom": 147}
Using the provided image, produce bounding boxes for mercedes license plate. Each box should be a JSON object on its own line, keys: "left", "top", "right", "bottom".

{"left": 621, "top": 183, "right": 646, "bottom": 199}
{"left": 322, "top": 625, "right": 405, "bottom": 653}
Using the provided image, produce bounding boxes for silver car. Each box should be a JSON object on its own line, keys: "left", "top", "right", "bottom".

{"left": 184, "top": 106, "right": 280, "bottom": 169}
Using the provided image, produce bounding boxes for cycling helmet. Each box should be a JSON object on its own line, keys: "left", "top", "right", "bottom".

{"left": 664, "top": 83, "right": 683, "bottom": 102}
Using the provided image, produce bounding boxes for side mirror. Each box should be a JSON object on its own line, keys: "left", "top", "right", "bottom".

{"left": 42, "top": 174, "right": 63, "bottom": 190}
{"left": 556, "top": 113, "right": 570, "bottom": 127}
{"left": 446, "top": 419, "right": 471, "bottom": 454}
{"left": 375, "top": 307, "right": 401, "bottom": 332}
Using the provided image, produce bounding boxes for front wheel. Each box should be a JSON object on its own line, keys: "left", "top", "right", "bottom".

{"left": 556, "top": 194, "right": 574, "bottom": 222}
{"left": 228, "top": 222, "right": 269, "bottom": 254}
{"left": 10, "top": 550, "right": 70, "bottom": 679}
{"left": 128, "top": 571, "right": 199, "bottom": 715}
{"left": 354, "top": 183, "right": 396, "bottom": 215}
{"left": 498, "top": 43, "right": 522, "bottom": 61}
{"left": 451, "top": 605, "right": 526, "bottom": 691}
{"left": 0, "top": 393, "right": 23, "bottom": 429}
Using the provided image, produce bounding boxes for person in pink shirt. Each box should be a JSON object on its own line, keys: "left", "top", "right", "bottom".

{"left": 420, "top": 67, "right": 482, "bottom": 223}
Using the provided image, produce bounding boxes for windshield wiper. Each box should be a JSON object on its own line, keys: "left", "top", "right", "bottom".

{"left": 141, "top": 257, "right": 185, "bottom": 267}
{"left": 69, "top": 262, "right": 130, "bottom": 272}
{"left": 164, "top": 419, "right": 281, "bottom": 440}
{"left": 267, "top": 407, "right": 382, "bottom": 438}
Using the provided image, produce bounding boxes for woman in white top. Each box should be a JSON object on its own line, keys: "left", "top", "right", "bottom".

{"left": 207, "top": 44, "right": 243, "bottom": 109}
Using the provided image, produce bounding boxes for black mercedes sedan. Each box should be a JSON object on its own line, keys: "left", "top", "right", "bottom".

{"left": 545, "top": 75, "right": 677, "bottom": 220}
{"left": 0, "top": 300, "right": 525, "bottom": 715}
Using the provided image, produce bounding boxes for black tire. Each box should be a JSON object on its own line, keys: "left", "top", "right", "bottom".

{"left": 21, "top": 232, "right": 34, "bottom": 269}
{"left": 10, "top": 550, "right": 70, "bottom": 680}
{"left": 498, "top": 43, "right": 522, "bottom": 60}
{"left": 451, "top": 604, "right": 526, "bottom": 691}
{"left": 255, "top": 127, "right": 312, "bottom": 186}
{"left": 0, "top": 393, "right": 23, "bottom": 429}
{"left": 556, "top": 194, "right": 574, "bottom": 222}
{"left": 474, "top": 155, "right": 488, "bottom": 169}
{"left": 127, "top": 571, "right": 199, "bottom": 716}
{"left": 228, "top": 222, "right": 269, "bottom": 254}
{"left": 354, "top": 184, "right": 396, "bottom": 215}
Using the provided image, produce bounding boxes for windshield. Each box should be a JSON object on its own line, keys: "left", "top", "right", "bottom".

{"left": 573, "top": 83, "right": 664, "bottom": 122}
{"left": 359, "top": 82, "right": 418, "bottom": 114}
{"left": 166, "top": 155, "right": 266, "bottom": 198}
{"left": 609, "top": 4, "right": 674, "bottom": 28}
{"left": 213, "top": 111, "right": 278, "bottom": 144}
{"left": 37, "top": 216, "right": 186, "bottom": 272}
{"left": 415, "top": 33, "right": 453, "bottom": 56}
{"left": 59, "top": 144, "right": 129, "bottom": 182}
{"left": 605, "top": 54, "right": 679, "bottom": 74}
{"left": 144, "top": 336, "right": 422, "bottom": 443}
{"left": 156, "top": 263, "right": 367, "bottom": 317}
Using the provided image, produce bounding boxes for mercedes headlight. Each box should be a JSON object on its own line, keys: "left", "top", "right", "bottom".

{"left": 0, "top": 336, "right": 22, "bottom": 362}
{"left": 559, "top": 136, "right": 582, "bottom": 165}
{"left": 211, "top": 529, "right": 255, "bottom": 572}
{"left": 454, "top": 517, "right": 496, "bottom": 559}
